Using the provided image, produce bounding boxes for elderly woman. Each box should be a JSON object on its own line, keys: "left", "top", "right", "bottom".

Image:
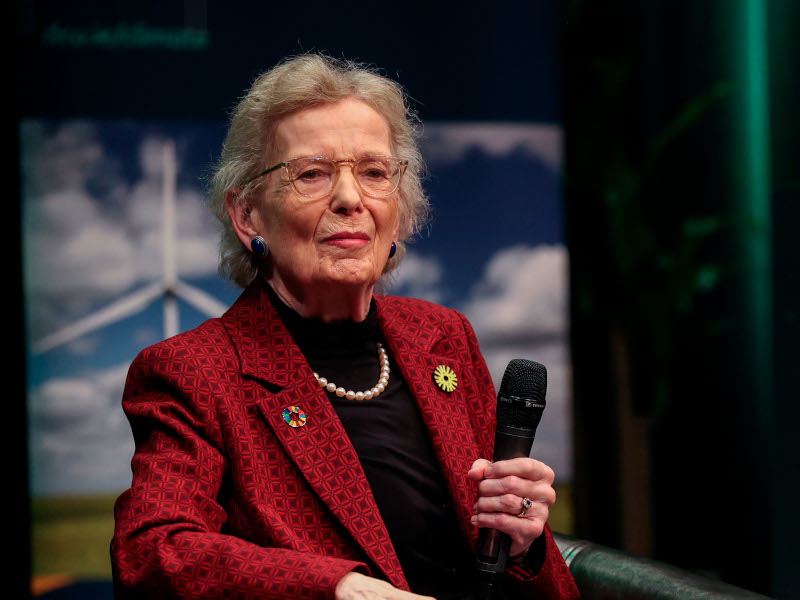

{"left": 111, "top": 54, "right": 578, "bottom": 600}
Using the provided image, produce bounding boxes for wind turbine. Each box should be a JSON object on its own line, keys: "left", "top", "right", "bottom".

{"left": 32, "top": 139, "right": 228, "bottom": 355}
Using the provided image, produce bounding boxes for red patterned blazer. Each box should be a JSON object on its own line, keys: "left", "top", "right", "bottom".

{"left": 111, "top": 280, "right": 578, "bottom": 599}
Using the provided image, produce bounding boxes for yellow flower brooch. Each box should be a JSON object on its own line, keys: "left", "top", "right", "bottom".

{"left": 433, "top": 364, "right": 458, "bottom": 393}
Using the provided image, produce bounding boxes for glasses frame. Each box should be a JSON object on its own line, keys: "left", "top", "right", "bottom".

{"left": 243, "top": 155, "right": 408, "bottom": 200}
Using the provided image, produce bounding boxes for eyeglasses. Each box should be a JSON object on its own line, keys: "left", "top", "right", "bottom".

{"left": 243, "top": 155, "right": 408, "bottom": 200}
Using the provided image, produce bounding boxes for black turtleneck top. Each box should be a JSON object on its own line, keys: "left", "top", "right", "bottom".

{"left": 264, "top": 282, "right": 478, "bottom": 599}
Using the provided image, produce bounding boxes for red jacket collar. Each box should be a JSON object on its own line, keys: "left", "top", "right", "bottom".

{"left": 221, "top": 279, "right": 446, "bottom": 388}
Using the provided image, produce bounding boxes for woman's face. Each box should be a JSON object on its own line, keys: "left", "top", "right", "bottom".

{"left": 251, "top": 97, "right": 400, "bottom": 300}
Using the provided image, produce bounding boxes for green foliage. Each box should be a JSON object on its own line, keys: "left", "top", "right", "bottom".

{"left": 32, "top": 494, "right": 119, "bottom": 579}
{"left": 549, "top": 484, "right": 574, "bottom": 536}
{"left": 30, "top": 487, "right": 575, "bottom": 581}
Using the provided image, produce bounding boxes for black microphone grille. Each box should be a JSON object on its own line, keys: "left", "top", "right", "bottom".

{"left": 497, "top": 359, "right": 547, "bottom": 429}
{"left": 499, "top": 359, "right": 547, "bottom": 403}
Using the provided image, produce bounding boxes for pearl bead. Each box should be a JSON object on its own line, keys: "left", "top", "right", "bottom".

{"left": 315, "top": 343, "right": 391, "bottom": 401}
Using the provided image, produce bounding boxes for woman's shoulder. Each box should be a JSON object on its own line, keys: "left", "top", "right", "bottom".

{"left": 120, "top": 317, "right": 236, "bottom": 437}
{"left": 375, "top": 294, "right": 461, "bottom": 318}
{"left": 374, "top": 294, "right": 473, "bottom": 334}
{"left": 129, "top": 317, "right": 235, "bottom": 375}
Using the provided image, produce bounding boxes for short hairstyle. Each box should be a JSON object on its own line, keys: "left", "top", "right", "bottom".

{"left": 206, "top": 53, "right": 430, "bottom": 288}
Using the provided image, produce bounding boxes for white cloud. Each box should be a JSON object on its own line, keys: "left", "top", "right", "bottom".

{"left": 29, "top": 362, "right": 135, "bottom": 495}
{"left": 383, "top": 251, "right": 443, "bottom": 303}
{"left": 133, "top": 326, "right": 160, "bottom": 346}
{"left": 480, "top": 341, "right": 573, "bottom": 481}
{"left": 463, "top": 244, "right": 573, "bottom": 482}
{"left": 140, "top": 136, "right": 169, "bottom": 179}
{"left": 21, "top": 121, "right": 110, "bottom": 194}
{"left": 463, "top": 245, "right": 567, "bottom": 342}
{"left": 65, "top": 335, "right": 102, "bottom": 356}
{"left": 422, "top": 123, "right": 562, "bottom": 170}
{"left": 24, "top": 190, "right": 137, "bottom": 300}
{"left": 22, "top": 120, "right": 221, "bottom": 342}
{"left": 176, "top": 191, "right": 221, "bottom": 276}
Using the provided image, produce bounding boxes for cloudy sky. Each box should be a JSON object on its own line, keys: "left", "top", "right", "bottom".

{"left": 22, "top": 119, "right": 571, "bottom": 496}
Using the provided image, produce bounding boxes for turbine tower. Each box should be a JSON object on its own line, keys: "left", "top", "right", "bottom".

{"left": 32, "top": 139, "right": 227, "bottom": 355}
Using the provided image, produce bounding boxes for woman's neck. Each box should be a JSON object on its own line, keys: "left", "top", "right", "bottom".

{"left": 263, "top": 273, "right": 374, "bottom": 323}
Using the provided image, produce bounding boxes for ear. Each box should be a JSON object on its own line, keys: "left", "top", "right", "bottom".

{"left": 225, "top": 187, "right": 260, "bottom": 249}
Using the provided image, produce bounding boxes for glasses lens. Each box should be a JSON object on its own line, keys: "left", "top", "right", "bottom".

{"left": 286, "top": 156, "right": 403, "bottom": 199}
{"left": 355, "top": 157, "right": 400, "bottom": 197}
{"left": 289, "top": 158, "right": 336, "bottom": 197}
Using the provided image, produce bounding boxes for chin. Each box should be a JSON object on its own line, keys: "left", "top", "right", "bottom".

{"left": 320, "top": 259, "right": 381, "bottom": 288}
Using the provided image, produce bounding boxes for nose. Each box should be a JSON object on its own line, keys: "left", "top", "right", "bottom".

{"left": 328, "top": 164, "right": 364, "bottom": 215}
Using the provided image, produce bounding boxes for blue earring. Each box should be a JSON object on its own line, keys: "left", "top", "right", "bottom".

{"left": 251, "top": 235, "right": 268, "bottom": 256}
{"left": 388, "top": 241, "right": 397, "bottom": 259}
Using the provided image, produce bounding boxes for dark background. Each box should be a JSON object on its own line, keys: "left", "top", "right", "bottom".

{"left": 14, "top": 1, "right": 798, "bottom": 598}
{"left": 563, "top": 3, "right": 798, "bottom": 598}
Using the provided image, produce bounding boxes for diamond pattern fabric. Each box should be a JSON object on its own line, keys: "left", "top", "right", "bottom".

{"left": 111, "top": 279, "right": 578, "bottom": 599}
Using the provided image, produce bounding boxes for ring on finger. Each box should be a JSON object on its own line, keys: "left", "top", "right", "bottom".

{"left": 517, "top": 497, "right": 533, "bottom": 517}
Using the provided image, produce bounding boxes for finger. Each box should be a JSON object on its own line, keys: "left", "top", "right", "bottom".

{"left": 484, "top": 457, "right": 555, "bottom": 484}
{"left": 473, "top": 499, "right": 551, "bottom": 526}
{"left": 382, "top": 583, "right": 436, "bottom": 600}
{"left": 470, "top": 511, "right": 546, "bottom": 546}
{"left": 477, "top": 477, "right": 556, "bottom": 503}
{"left": 395, "top": 590, "right": 436, "bottom": 600}
{"left": 336, "top": 572, "right": 436, "bottom": 600}
{"left": 467, "top": 458, "right": 492, "bottom": 481}
{"left": 473, "top": 492, "right": 555, "bottom": 515}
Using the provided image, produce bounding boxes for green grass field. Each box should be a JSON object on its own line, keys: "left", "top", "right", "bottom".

{"left": 32, "top": 493, "right": 119, "bottom": 579}
{"left": 32, "top": 485, "right": 574, "bottom": 580}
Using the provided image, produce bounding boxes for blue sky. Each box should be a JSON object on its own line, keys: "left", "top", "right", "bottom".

{"left": 22, "top": 119, "right": 571, "bottom": 496}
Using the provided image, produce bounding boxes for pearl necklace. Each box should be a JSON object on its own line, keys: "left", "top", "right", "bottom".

{"left": 313, "top": 342, "right": 390, "bottom": 401}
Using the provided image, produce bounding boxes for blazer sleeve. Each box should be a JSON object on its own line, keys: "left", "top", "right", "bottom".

{"left": 455, "top": 311, "right": 580, "bottom": 600}
{"left": 111, "top": 344, "right": 369, "bottom": 600}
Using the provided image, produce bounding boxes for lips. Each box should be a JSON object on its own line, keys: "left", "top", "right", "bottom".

{"left": 322, "top": 231, "right": 371, "bottom": 248}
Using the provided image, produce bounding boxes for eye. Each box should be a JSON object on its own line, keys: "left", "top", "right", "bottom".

{"left": 294, "top": 165, "right": 333, "bottom": 182}
{"left": 364, "top": 168, "right": 388, "bottom": 179}
{"left": 358, "top": 160, "right": 391, "bottom": 180}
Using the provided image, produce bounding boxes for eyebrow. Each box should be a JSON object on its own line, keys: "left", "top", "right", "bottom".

{"left": 290, "top": 152, "right": 395, "bottom": 162}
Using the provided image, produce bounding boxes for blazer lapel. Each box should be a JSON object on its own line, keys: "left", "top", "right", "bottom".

{"left": 222, "top": 282, "right": 408, "bottom": 590}
{"left": 377, "top": 297, "right": 483, "bottom": 550}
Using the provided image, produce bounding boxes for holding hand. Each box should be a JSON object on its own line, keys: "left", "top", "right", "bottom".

{"left": 467, "top": 457, "right": 556, "bottom": 559}
{"left": 335, "top": 572, "right": 436, "bottom": 600}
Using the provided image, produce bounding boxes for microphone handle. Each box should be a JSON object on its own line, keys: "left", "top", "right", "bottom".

{"left": 494, "top": 423, "right": 539, "bottom": 461}
{"left": 475, "top": 425, "right": 536, "bottom": 576}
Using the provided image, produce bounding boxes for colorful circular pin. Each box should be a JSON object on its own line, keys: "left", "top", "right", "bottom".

{"left": 433, "top": 364, "right": 458, "bottom": 393}
{"left": 282, "top": 406, "right": 307, "bottom": 427}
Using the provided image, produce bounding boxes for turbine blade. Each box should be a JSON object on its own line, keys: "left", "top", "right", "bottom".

{"left": 31, "top": 282, "right": 164, "bottom": 354}
{"left": 173, "top": 280, "right": 228, "bottom": 318}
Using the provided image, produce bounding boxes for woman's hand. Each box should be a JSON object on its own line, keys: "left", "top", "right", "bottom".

{"left": 467, "top": 457, "right": 556, "bottom": 559}
{"left": 335, "top": 572, "right": 436, "bottom": 600}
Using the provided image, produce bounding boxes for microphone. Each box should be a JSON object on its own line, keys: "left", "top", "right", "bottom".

{"left": 475, "top": 359, "right": 547, "bottom": 600}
